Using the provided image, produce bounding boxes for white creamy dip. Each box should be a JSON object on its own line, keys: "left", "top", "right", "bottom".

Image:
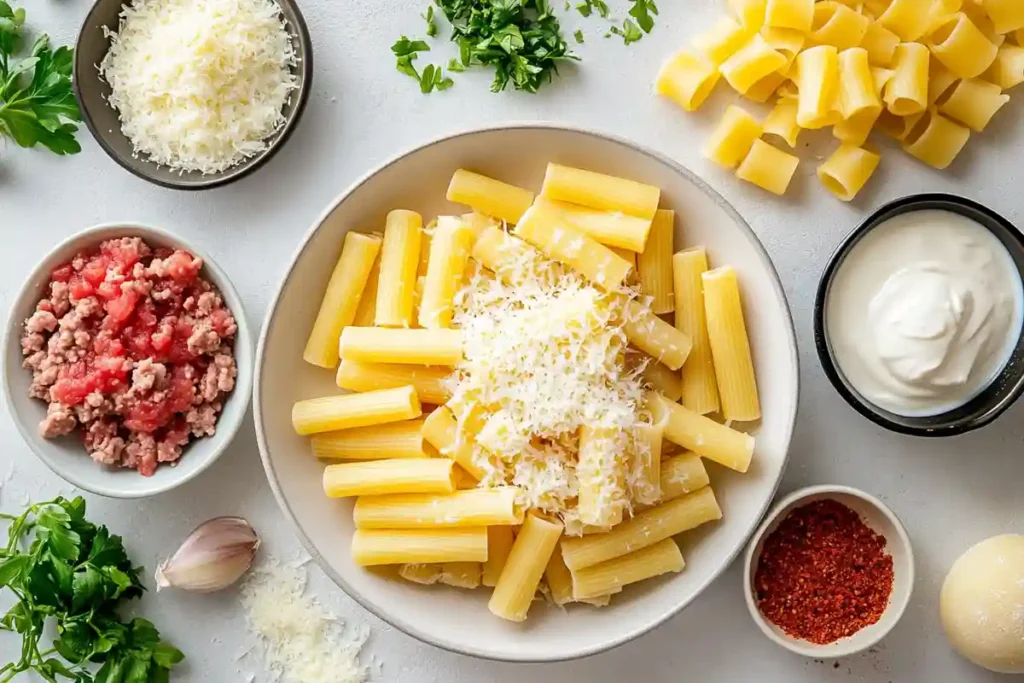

{"left": 826, "top": 209, "right": 1024, "bottom": 417}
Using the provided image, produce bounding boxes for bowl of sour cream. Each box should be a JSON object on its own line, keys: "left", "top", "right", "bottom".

{"left": 815, "top": 194, "right": 1024, "bottom": 436}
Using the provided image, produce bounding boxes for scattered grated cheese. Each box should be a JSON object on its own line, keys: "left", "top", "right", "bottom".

{"left": 241, "top": 557, "right": 368, "bottom": 683}
{"left": 99, "top": 0, "right": 298, "bottom": 174}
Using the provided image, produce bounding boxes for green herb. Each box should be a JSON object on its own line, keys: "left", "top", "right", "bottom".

{"left": 627, "top": 0, "right": 657, "bottom": 34}
{"left": 574, "top": 29, "right": 584, "bottom": 43}
{"left": 0, "top": 1, "right": 81, "bottom": 155}
{"left": 391, "top": 37, "right": 454, "bottom": 93}
{"left": 575, "top": 0, "right": 609, "bottom": 18}
{"left": 610, "top": 17, "right": 642, "bottom": 44}
{"left": 424, "top": 5, "right": 438, "bottom": 37}
{"left": 447, "top": 57, "right": 466, "bottom": 72}
{"left": 0, "top": 497, "right": 183, "bottom": 682}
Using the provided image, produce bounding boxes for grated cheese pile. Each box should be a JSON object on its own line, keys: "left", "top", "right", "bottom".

{"left": 241, "top": 558, "right": 368, "bottom": 683}
{"left": 99, "top": 0, "right": 298, "bottom": 174}
{"left": 449, "top": 229, "right": 649, "bottom": 531}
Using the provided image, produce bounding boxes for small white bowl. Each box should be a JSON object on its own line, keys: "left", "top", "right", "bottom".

{"left": 2, "top": 223, "right": 253, "bottom": 498}
{"left": 743, "top": 485, "right": 914, "bottom": 658}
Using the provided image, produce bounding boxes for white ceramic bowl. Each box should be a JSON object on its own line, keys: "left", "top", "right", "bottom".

{"left": 743, "top": 485, "right": 915, "bottom": 658}
{"left": 2, "top": 224, "right": 253, "bottom": 498}
{"left": 254, "top": 123, "right": 800, "bottom": 662}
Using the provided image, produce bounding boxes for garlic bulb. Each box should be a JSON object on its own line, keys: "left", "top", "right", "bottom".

{"left": 155, "top": 516, "right": 260, "bottom": 593}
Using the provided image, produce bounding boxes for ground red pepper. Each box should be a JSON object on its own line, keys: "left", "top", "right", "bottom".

{"left": 753, "top": 498, "right": 894, "bottom": 645}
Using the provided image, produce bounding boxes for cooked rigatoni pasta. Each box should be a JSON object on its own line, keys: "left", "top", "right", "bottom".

{"left": 571, "top": 538, "right": 685, "bottom": 601}
{"left": 672, "top": 247, "right": 720, "bottom": 415}
{"left": 352, "top": 528, "right": 488, "bottom": 566}
{"left": 763, "top": 96, "right": 801, "bottom": 147}
{"left": 446, "top": 169, "right": 535, "bottom": 224}
{"left": 765, "top": 0, "right": 813, "bottom": 32}
{"left": 421, "top": 405, "right": 486, "bottom": 480}
{"left": 937, "top": 78, "right": 1010, "bottom": 131}
{"left": 983, "top": 0, "right": 1024, "bottom": 35}
{"left": 927, "top": 63, "right": 959, "bottom": 107}
{"left": 482, "top": 525, "right": 515, "bottom": 587}
{"left": 984, "top": 44, "right": 1024, "bottom": 89}
{"left": 736, "top": 139, "right": 800, "bottom": 196}
{"left": 292, "top": 386, "right": 422, "bottom": 435}
{"left": 744, "top": 72, "right": 788, "bottom": 103}
{"left": 694, "top": 15, "right": 753, "bottom": 66}
{"left": 541, "top": 164, "right": 661, "bottom": 219}
{"left": 655, "top": 50, "right": 721, "bottom": 112}
{"left": 576, "top": 427, "right": 627, "bottom": 527}
{"left": 761, "top": 27, "right": 805, "bottom": 66}
{"left": 375, "top": 210, "right": 422, "bottom": 328}
{"left": 796, "top": 45, "right": 841, "bottom": 128}
{"left": 629, "top": 396, "right": 668, "bottom": 505}
{"left": 861, "top": 21, "right": 900, "bottom": 67}
{"left": 303, "top": 232, "right": 381, "bottom": 368}
{"left": 902, "top": 111, "right": 971, "bottom": 169}
{"left": 637, "top": 209, "right": 675, "bottom": 314}
{"left": 702, "top": 267, "right": 761, "bottom": 422}
{"left": 641, "top": 360, "right": 682, "bottom": 402}
{"left": 339, "top": 327, "right": 463, "bottom": 366}
{"left": 352, "top": 256, "right": 381, "bottom": 328}
{"left": 353, "top": 487, "right": 521, "bottom": 528}
{"left": 884, "top": 42, "right": 929, "bottom": 116}
{"left": 471, "top": 225, "right": 554, "bottom": 286}
{"left": 719, "top": 34, "right": 788, "bottom": 94}
{"left": 833, "top": 107, "right": 882, "bottom": 147}
{"left": 489, "top": 512, "right": 563, "bottom": 621}
{"left": 336, "top": 359, "right": 451, "bottom": 405}
{"left": 623, "top": 299, "right": 693, "bottom": 370}
{"left": 544, "top": 541, "right": 578, "bottom": 605}
{"left": 729, "top": 0, "right": 767, "bottom": 29}
{"left": 657, "top": 392, "right": 756, "bottom": 472}
{"left": 704, "top": 105, "right": 764, "bottom": 169}
{"left": 323, "top": 458, "right": 455, "bottom": 498}
{"left": 310, "top": 418, "right": 428, "bottom": 460}
{"left": 533, "top": 197, "right": 653, "bottom": 253}
{"left": 928, "top": 13, "right": 999, "bottom": 79}
{"left": 659, "top": 452, "right": 711, "bottom": 502}
{"left": 878, "top": 0, "right": 933, "bottom": 41}
{"left": 817, "top": 145, "right": 882, "bottom": 201}
{"left": 810, "top": 2, "right": 870, "bottom": 51}
{"left": 419, "top": 216, "right": 475, "bottom": 328}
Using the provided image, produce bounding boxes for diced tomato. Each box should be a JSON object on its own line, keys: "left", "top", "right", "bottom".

{"left": 51, "top": 265, "right": 73, "bottom": 282}
{"left": 50, "top": 355, "right": 128, "bottom": 406}
{"left": 69, "top": 278, "right": 94, "bottom": 300}
{"left": 164, "top": 251, "right": 200, "bottom": 283}
{"left": 81, "top": 257, "right": 109, "bottom": 287}
{"left": 104, "top": 290, "right": 140, "bottom": 323}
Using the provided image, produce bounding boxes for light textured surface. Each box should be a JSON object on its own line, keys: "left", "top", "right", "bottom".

{"left": 1, "top": 0, "right": 1023, "bottom": 680}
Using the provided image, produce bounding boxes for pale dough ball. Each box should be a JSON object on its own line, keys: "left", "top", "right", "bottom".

{"left": 940, "top": 534, "right": 1024, "bottom": 674}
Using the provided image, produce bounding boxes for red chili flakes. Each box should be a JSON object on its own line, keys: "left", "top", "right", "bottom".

{"left": 753, "top": 498, "right": 894, "bottom": 645}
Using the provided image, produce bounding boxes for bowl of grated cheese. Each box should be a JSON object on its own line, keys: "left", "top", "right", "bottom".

{"left": 253, "top": 123, "right": 800, "bottom": 662}
{"left": 73, "top": 0, "right": 312, "bottom": 190}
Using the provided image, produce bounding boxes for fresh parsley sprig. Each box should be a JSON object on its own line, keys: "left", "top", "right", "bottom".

{"left": 392, "top": 36, "right": 454, "bottom": 93}
{"left": 0, "top": 497, "right": 183, "bottom": 683}
{"left": 0, "top": 0, "right": 82, "bottom": 155}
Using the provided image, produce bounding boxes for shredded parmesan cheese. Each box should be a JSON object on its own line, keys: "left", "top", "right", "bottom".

{"left": 99, "top": 0, "right": 298, "bottom": 174}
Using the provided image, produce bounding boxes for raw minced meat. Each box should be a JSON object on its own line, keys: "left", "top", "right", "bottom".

{"left": 22, "top": 237, "right": 238, "bottom": 476}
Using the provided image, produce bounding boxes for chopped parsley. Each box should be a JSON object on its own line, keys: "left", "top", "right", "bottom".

{"left": 574, "top": 29, "right": 584, "bottom": 43}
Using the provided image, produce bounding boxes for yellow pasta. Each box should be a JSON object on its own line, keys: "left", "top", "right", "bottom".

{"left": 446, "top": 169, "right": 535, "bottom": 224}
{"left": 352, "top": 256, "right": 380, "bottom": 328}
{"left": 833, "top": 107, "right": 882, "bottom": 147}
{"left": 761, "top": 27, "right": 806, "bottom": 66}
{"left": 703, "top": 105, "right": 764, "bottom": 169}
{"left": 927, "top": 62, "right": 960, "bottom": 106}
{"left": 637, "top": 209, "right": 675, "bottom": 314}
{"left": 353, "top": 487, "right": 521, "bottom": 528}
{"left": 763, "top": 96, "right": 801, "bottom": 147}
{"left": 437, "top": 562, "right": 482, "bottom": 589}
{"left": 729, "top": 0, "right": 767, "bottom": 29}
{"left": 817, "top": 145, "right": 882, "bottom": 201}
{"left": 735, "top": 139, "right": 800, "bottom": 196}
{"left": 936, "top": 78, "right": 1010, "bottom": 131}
{"left": 655, "top": 50, "right": 721, "bottom": 112}
{"left": 629, "top": 397, "right": 668, "bottom": 505}
{"left": 884, "top": 42, "right": 929, "bottom": 116}
{"left": 744, "top": 71, "right": 788, "bottom": 102}
{"left": 659, "top": 452, "right": 711, "bottom": 502}
{"left": 641, "top": 360, "right": 682, "bottom": 402}
{"left": 962, "top": 2, "right": 1003, "bottom": 45}
{"left": 796, "top": 45, "right": 841, "bottom": 128}
{"left": 879, "top": 0, "right": 934, "bottom": 41}
{"left": 514, "top": 201, "right": 633, "bottom": 290}
{"left": 303, "top": 232, "right": 382, "bottom": 368}
{"left": 398, "top": 563, "right": 441, "bottom": 585}
{"left": 417, "top": 220, "right": 434, "bottom": 278}
{"left": 928, "top": 13, "right": 999, "bottom": 79}
{"left": 982, "top": 0, "right": 1024, "bottom": 35}
{"left": 310, "top": 418, "right": 428, "bottom": 460}
{"left": 544, "top": 541, "right": 577, "bottom": 606}
{"left": 419, "top": 216, "right": 475, "bottom": 328}
{"left": 576, "top": 427, "right": 627, "bottom": 527}
{"left": 571, "top": 538, "right": 685, "bottom": 601}
{"left": 292, "top": 386, "right": 422, "bottom": 435}
{"left": 838, "top": 48, "right": 881, "bottom": 119}
{"left": 471, "top": 225, "right": 556, "bottom": 286}
{"left": 701, "top": 267, "right": 761, "bottom": 422}
{"left": 719, "top": 34, "right": 788, "bottom": 94}
{"left": 375, "top": 210, "right": 422, "bottom": 328}
{"left": 694, "top": 15, "right": 754, "bottom": 66}
{"left": 533, "top": 197, "right": 653, "bottom": 252}
{"left": 482, "top": 525, "right": 515, "bottom": 587}
{"left": 672, "top": 248, "right": 720, "bottom": 415}
{"left": 610, "top": 246, "right": 637, "bottom": 268}
{"left": 336, "top": 359, "right": 451, "bottom": 405}
{"left": 810, "top": 2, "right": 870, "bottom": 50}
{"left": 765, "top": 0, "right": 814, "bottom": 32}
{"left": 489, "top": 512, "right": 563, "bottom": 622}
{"left": 323, "top": 458, "right": 455, "bottom": 498}
{"left": 339, "top": 327, "right": 463, "bottom": 366}
{"left": 984, "top": 44, "right": 1024, "bottom": 89}
{"left": 541, "top": 164, "right": 661, "bottom": 219}
{"left": 623, "top": 299, "right": 693, "bottom": 371}
{"left": 656, "top": 393, "right": 756, "bottom": 472}
{"left": 861, "top": 21, "right": 901, "bottom": 67}
{"left": 560, "top": 487, "right": 722, "bottom": 571}
{"left": 352, "top": 528, "right": 488, "bottom": 566}
{"left": 902, "top": 110, "right": 971, "bottom": 169}
{"left": 421, "top": 405, "right": 486, "bottom": 480}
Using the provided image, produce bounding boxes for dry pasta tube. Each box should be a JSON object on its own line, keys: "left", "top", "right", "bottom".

{"left": 489, "top": 512, "right": 563, "bottom": 622}
{"left": 810, "top": 2, "right": 870, "bottom": 50}
{"left": 833, "top": 107, "right": 881, "bottom": 147}
{"left": 482, "top": 525, "right": 515, "bottom": 587}
{"left": 763, "top": 96, "right": 801, "bottom": 148}
{"left": 902, "top": 111, "right": 971, "bottom": 169}
{"left": 796, "top": 45, "right": 840, "bottom": 129}
{"left": 303, "top": 232, "right": 381, "bottom": 368}
{"left": 703, "top": 105, "right": 763, "bottom": 169}
{"left": 336, "top": 359, "right": 451, "bottom": 405}
{"left": 765, "top": 0, "right": 813, "bottom": 32}
{"left": 876, "top": 110, "right": 924, "bottom": 141}
{"left": 879, "top": 0, "right": 934, "bottom": 41}
{"left": 728, "top": 0, "right": 767, "bottom": 30}
{"left": 292, "top": 386, "right": 422, "bottom": 435}
{"left": 984, "top": 44, "right": 1024, "bottom": 89}
{"left": 533, "top": 197, "right": 653, "bottom": 252}
{"left": 310, "top": 418, "right": 428, "bottom": 460}
{"left": 576, "top": 427, "right": 627, "bottom": 527}
{"left": 571, "top": 538, "right": 685, "bottom": 601}
{"left": 983, "top": 0, "right": 1024, "bottom": 35}
{"left": 884, "top": 43, "right": 929, "bottom": 116}
{"left": 421, "top": 406, "right": 486, "bottom": 480}
{"left": 375, "top": 210, "right": 422, "bottom": 328}
{"left": 353, "top": 487, "right": 522, "bottom": 528}
{"left": 323, "top": 458, "right": 455, "bottom": 498}
{"left": 936, "top": 78, "right": 1010, "bottom": 132}
{"left": 961, "top": 2, "right": 1003, "bottom": 45}
{"left": 928, "top": 13, "right": 999, "bottom": 79}
{"left": 352, "top": 527, "right": 488, "bottom": 566}
{"left": 838, "top": 48, "right": 880, "bottom": 119}
{"left": 694, "top": 15, "right": 753, "bottom": 66}
{"left": 744, "top": 71, "right": 788, "bottom": 103}
{"left": 623, "top": 299, "right": 693, "bottom": 370}
{"left": 861, "top": 22, "right": 900, "bottom": 67}
{"left": 761, "top": 27, "right": 805, "bottom": 67}
{"left": 659, "top": 452, "right": 711, "bottom": 502}
{"left": 339, "top": 327, "right": 463, "bottom": 366}
{"left": 419, "top": 216, "right": 474, "bottom": 328}
{"left": 656, "top": 392, "right": 756, "bottom": 472}
{"left": 702, "top": 267, "right": 761, "bottom": 422}
{"left": 446, "top": 169, "right": 535, "bottom": 224}
{"left": 560, "top": 487, "right": 722, "bottom": 571}
{"left": 719, "top": 34, "right": 788, "bottom": 95}
{"left": 817, "top": 145, "right": 881, "bottom": 202}
{"left": 672, "top": 247, "right": 720, "bottom": 415}
{"left": 736, "top": 139, "right": 800, "bottom": 196}
{"left": 655, "top": 50, "right": 721, "bottom": 112}
{"left": 927, "top": 63, "right": 959, "bottom": 107}
{"left": 637, "top": 209, "right": 675, "bottom": 314}
{"left": 541, "top": 164, "right": 661, "bottom": 220}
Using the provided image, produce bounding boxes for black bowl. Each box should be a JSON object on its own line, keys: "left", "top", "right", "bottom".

{"left": 73, "top": 0, "right": 313, "bottom": 190}
{"left": 814, "top": 194, "right": 1024, "bottom": 437}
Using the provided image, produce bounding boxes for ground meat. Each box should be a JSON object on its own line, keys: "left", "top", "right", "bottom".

{"left": 21, "top": 237, "right": 238, "bottom": 476}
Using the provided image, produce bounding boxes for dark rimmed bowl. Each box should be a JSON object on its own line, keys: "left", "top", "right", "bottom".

{"left": 814, "top": 193, "right": 1024, "bottom": 437}
{"left": 73, "top": 0, "right": 313, "bottom": 190}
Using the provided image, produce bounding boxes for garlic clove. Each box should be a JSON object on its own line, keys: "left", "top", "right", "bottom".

{"left": 155, "top": 516, "right": 260, "bottom": 593}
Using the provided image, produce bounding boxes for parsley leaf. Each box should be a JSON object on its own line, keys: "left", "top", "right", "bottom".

{"left": 391, "top": 35, "right": 453, "bottom": 93}
{"left": 574, "top": 29, "right": 584, "bottom": 43}
{"left": 576, "top": 0, "right": 609, "bottom": 18}
{"left": 424, "top": 5, "right": 438, "bottom": 36}
{"left": 610, "top": 17, "right": 642, "bottom": 44}
{"left": 627, "top": 0, "right": 657, "bottom": 34}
